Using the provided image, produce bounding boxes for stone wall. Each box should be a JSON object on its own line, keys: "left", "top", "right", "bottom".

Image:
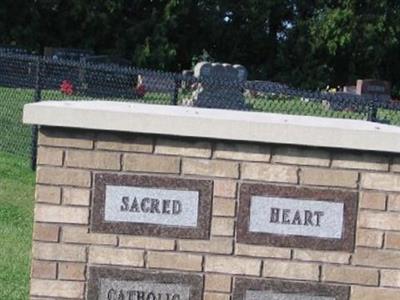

{"left": 30, "top": 126, "right": 400, "bottom": 300}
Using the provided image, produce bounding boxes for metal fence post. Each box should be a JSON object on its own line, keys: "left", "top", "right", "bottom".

{"left": 367, "top": 96, "right": 378, "bottom": 122}
{"left": 172, "top": 77, "right": 180, "bottom": 105}
{"left": 31, "top": 56, "right": 42, "bottom": 170}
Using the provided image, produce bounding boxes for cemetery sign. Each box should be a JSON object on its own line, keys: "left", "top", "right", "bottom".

{"left": 237, "top": 183, "right": 358, "bottom": 251}
{"left": 91, "top": 173, "right": 212, "bottom": 239}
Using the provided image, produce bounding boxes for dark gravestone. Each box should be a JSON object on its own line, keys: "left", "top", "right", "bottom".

{"left": 185, "top": 62, "right": 248, "bottom": 109}
{"left": 355, "top": 79, "right": 391, "bottom": 102}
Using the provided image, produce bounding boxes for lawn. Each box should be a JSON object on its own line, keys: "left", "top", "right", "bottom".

{"left": 0, "top": 152, "right": 35, "bottom": 299}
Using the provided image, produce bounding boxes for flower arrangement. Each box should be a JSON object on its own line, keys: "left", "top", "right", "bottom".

{"left": 60, "top": 80, "right": 74, "bottom": 95}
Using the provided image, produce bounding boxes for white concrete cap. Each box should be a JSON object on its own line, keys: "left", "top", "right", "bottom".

{"left": 23, "top": 101, "right": 400, "bottom": 153}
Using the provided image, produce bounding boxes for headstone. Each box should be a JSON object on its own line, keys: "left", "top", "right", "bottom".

{"left": 181, "top": 69, "right": 194, "bottom": 90}
{"left": 237, "top": 183, "right": 358, "bottom": 251}
{"left": 137, "top": 74, "right": 176, "bottom": 93}
{"left": 233, "top": 278, "right": 350, "bottom": 300}
{"left": 185, "top": 62, "right": 248, "bottom": 109}
{"left": 88, "top": 267, "right": 203, "bottom": 300}
{"left": 91, "top": 173, "right": 212, "bottom": 239}
{"left": 356, "top": 79, "right": 391, "bottom": 101}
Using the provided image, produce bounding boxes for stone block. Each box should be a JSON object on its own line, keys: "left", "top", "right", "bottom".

{"left": 241, "top": 163, "right": 298, "bottom": 183}
{"left": 35, "top": 185, "right": 61, "bottom": 204}
{"left": 65, "top": 150, "right": 120, "bottom": 170}
{"left": 322, "top": 265, "right": 378, "bottom": 285}
{"left": 58, "top": 262, "right": 86, "bottom": 281}
{"left": 359, "top": 191, "right": 386, "bottom": 210}
{"left": 273, "top": 147, "right": 330, "bottom": 166}
{"left": 262, "top": 260, "right": 319, "bottom": 281}
{"left": 96, "top": 133, "right": 153, "bottom": 153}
{"left": 300, "top": 168, "right": 358, "bottom": 188}
{"left": 123, "top": 153, "right": 180, "bottom": 174}
{"left": 38, "top": 128, "right": 93, "bottom": 149}
{"left": 359, "top": 210, "right": 400, "bottom": 231}
{"left": 37, "top": 167, "right": 91, "bottom": 187}
{"left": 331, "top": 153, "right": 389, "bottom": 171}
{"left": 33, "top": 223, "right": 60, "bottom": 242}
{"left": 214, "top": 143, "right": 270, "bottom": 162}
{"left": 89, "top": 246, "right": 144, "bottom": 267}
{"left": 293, "top": 249, "right": 350, "bottom": 264}
{"left": 182, "top": 158, "right": 239, "bottom": 178}
{"left": 204, "top": 274, "right": 231, "bottom": 292}
{"left": 211, "top": 217, "right": 235, "bottom": 236}
{"left": 30, "top": 279, "right": 84, "bottom": 298}
{"left": 361, "top": 173, "right": 400, "bottom": 192}
{"left": 352, "top": 248, "right": 400, "bottom": 268}
{"left": 37, "top": 147, "right": 63, "bottom": 166}
{"left": 119, "top": 236, "right": 175, "bottom": 250}
{"left": 351, "top": 286, "right": 400, "bottom": 300}
{"left": 147, "top": 251, "right": 202, "bottom": 271}
{"left": 356, "top": 229, "right": 383, "bottom": 248}
{"left": 32, "top": 242, "right": 86, "bottom": 262}
{"left": 62, "top": 226, "right": 117, "bottom": 245}
{"left": 155, "top": 138, "right": 211, "bottom": 158}
{"left": 35, "top": 204, "right": 89, "bottom": 224}
{"left": 212, "top": 197, "right": 236, "bottom": 217}
{"left": 213, "top": 180, "right": 237, "bottom": 198}
{"left": 178, "top": 237, "right": 233, "bottom": 254}
{"left": 205, "top": 255, "right": 261, "bottom": 275}
{"left": 235, "top": 244, "right": 291, "bottom": 259}
{"left": 31, "top": 260, "right": 57, "bottom": 279}
{"left": 63, "top": 187, "right": 90, "bottom": 206}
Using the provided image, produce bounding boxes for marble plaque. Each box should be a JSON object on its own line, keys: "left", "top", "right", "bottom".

{"left": 88, "top": 267, "right": 203, "bottom": 300}
{"left": 91, "top": 174, "right": 212, "bottom": 239}
{"left": 105, "top": 186, "right": 199, "bottom": 227}
{"left": 237, "top": 184, "right": 358, "bottom": 251}
{"left": 249, "top": 197, "right": 344, "bottom": 239}
{"left": 233, "top": 278, "right": 350, "bottom": 300}
{"left": 246, "top": 290, "right": 335, "bottom": 300}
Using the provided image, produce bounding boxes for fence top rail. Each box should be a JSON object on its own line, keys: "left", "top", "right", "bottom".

{"left": 23, "top": 100, "right": 400, "bottom": 154}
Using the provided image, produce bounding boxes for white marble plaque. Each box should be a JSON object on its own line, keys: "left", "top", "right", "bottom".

{"left": 249, "top": 197, "right": 344, "bottom": 239}
{"left": 105, "top": 185, "right": 199, "bottom": 227}
{"left": 246, "top": 290, "right": 335, "bottom": 300}
{"left": 100, "top": 279, "right": 190, "bottom": 300}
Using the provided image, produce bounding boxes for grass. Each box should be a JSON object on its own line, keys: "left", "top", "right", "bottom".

{"left": 0, "top": 152, "right": 35, "bottom": 299}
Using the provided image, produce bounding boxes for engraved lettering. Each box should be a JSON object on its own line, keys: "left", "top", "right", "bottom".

{"left": 162, "top": 200, "right": 171, "bottom": 214}
{"left": 141, "top": 198, "right": 151, "bottom": 213}
{"left": 304, "top": 210, "right": 313, "bottom": 226}
{"left": 121, "top": 197, "right": 129, "bottom": 211}
{"left": 118, "top": 290, "right": 125, "bottom": 300}
{"left": 270, "top": 207, "right": 280, "bottom": 223}
{"left": 172, "top": 200, "right": 182, "bottom": 215}
{"left": 130, "top": 197, "right": 139, "bottom": 212}
{"left": 108, "top": 289, "right": 116, "bottom": 300}
{"left": 291, "top": 210, "right": 302, "bottom": 225}
{"left": 282, "top": 209, "right": 291, "bottom": 224}
{"left": 150, "top": 199, "right": 161, "bottom": 214}
{"left": 315, "top": 211, "right": 324, "bottom": 226}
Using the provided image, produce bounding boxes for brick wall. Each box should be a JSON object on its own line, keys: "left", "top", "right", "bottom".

{"left": 30, "top": 127, "right": 400, "bottom": 300}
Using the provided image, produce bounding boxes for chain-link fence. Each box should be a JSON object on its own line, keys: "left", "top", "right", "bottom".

{"left": 1, "top": 51, "right": 400, "bottom": 168}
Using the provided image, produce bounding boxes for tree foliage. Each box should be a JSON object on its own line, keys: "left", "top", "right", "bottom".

{"left": 0, "top": 0, "right": 399, "bottom": 94}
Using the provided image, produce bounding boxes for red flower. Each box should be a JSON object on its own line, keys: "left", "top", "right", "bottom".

{"left": 136, "top": 83, "right": 146, "bottom": 97}
{"left": 60, "top": 80, "right": 74, "bottom": 95}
